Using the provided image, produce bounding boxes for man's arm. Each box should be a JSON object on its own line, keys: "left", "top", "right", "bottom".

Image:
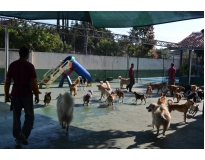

{"left": 30, "top": 78, "right": 41, "bottom": 104}
{"left": 4, "top": 77, "right": 12, "bottom": 102}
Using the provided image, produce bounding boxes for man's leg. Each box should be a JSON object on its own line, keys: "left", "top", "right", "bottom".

{"left": 21, "top": 96, "right": 34, "bottom": 143}
{"left": 129, "top": 78, "right": 134, "bottom": 92}
{"left": 12, "top": 97, "right": 22, "bottom": 139}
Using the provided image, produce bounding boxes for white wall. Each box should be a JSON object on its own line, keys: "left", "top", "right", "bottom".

{"left": 0, "top": 51, "right": 180, "bottom": 70}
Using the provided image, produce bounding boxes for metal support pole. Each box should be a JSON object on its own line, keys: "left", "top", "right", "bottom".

{"left": 5, "top": 27, "right": 9, "bottom": 80}
{"left": 188, "top": 50, "right": 192, "bottom": 85}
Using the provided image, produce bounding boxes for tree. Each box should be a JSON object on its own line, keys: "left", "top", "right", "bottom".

{"left": 128, "top": 25, "right": 155, "bottom": 58}
{"left": 155, "top": 48, "right": 172, "bottom": 59}
{"left": 0, "top": 20, "right": 71, "bottom": 53}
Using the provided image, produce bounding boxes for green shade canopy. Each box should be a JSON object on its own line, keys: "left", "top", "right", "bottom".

{"left": 0, "top": 11, "right": 203, "bottom": 28}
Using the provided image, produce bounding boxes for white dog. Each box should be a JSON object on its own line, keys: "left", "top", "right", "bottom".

{"left": 79, "top": 76, "right": 87, "bottom": 91}
{"left": 56, "top": 92, "right": 74, "bottom": 132}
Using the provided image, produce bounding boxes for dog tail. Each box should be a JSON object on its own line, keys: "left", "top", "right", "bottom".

{"left": 167, "top": 99, "right": 173, "bottom": 105}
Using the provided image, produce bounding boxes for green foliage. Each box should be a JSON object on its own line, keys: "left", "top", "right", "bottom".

{"left": 155, "top": 48, "right": 172, "bottom": 59}
{"left": 0, "top": 21, "right": 71, "bottom": 53}
{"left": 180, "top": 63, "right": 196, "bottom": 76}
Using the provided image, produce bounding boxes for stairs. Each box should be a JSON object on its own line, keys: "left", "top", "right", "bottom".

{"left": 39, "top": 60, "right": 72, "bottom": 89}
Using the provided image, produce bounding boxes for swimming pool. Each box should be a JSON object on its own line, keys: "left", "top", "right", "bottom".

{"left": 139, "top": 77, "right": 179, "bottom": 83}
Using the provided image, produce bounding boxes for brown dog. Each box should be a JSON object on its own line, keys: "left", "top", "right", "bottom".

{"left": 146, "top": 103, "right": 171, "bottom": 136}
{"left": 167, "top": 98, "right": 195, "bottom": 123}
{"left": 166, "top": 84, "right": 185, "bottom": 95}
{"left": 133, "top": 91, "right": 146, "bottom": 105}
{"left": 70, "top": 83, "right": 78, "bottom": 96}
{"left": 149, "top": 82, "right": 167, "bottom": 94}
{"left": 115, "top": 88, "right": 124, "bottom": 103}
{"left": 106, "top": 92, "right": 117, "bottom": 107}
{"left": 173, "top": 92, "right": 184, "bottom": 103}
{"left": 146, "top": 85, "right": 153, "bottom": 98}
{"left": 157, "top": 96, "right": 166, "bottom": 105}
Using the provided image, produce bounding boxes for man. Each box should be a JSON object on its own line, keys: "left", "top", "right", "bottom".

{"left": 168, "top": 63, "right": 176, "bottom": 95}
{"left": 4, "top": 47, "right": 41, "bottom": 148}
{"left": 126, "top": 63, "right": 135, "bottom": 92}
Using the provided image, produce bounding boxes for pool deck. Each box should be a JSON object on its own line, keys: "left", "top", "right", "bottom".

{"left": 0, "top": 79, "right": 204, "bottom": 149}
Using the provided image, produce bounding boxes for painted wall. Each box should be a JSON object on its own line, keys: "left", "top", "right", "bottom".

{"left": 0, "top": 50, "right": 180, "bottom": 82}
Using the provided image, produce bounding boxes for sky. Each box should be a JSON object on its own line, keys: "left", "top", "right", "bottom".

{"left": 37, "top": 18, "right": 204, "bottom": 44}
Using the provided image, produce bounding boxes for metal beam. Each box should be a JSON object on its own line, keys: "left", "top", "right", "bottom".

{"left": 0, "top": 16, "right": 198, "bottom": 49}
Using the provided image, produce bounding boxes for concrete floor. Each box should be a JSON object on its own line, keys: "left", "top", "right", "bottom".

{"left": 0, "top": 79, "right": 204, "bottom": 149}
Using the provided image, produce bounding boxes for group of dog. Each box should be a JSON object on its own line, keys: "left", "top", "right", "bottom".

{"left": 145, "top": 83, "right": 203, "bottom": 136}
{"left": 42, "top": 75, "right": 203, "bottom": 134}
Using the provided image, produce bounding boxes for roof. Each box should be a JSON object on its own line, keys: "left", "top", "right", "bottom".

{"left": 170, "top": 30, "right": 204, "bottom": 50}
{"left": 0, "top": 11, "right": 203, "bottom": 28}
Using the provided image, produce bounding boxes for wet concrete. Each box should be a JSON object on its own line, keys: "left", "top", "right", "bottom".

{"left": 0, "top": 80, "right": 204, "bottom": 149}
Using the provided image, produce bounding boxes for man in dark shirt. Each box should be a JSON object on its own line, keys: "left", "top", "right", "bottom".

{"left": 126, "top": 63, "right": 135, "bottom": 92}
{"left": 4, "top": 47, "right": 41, "bottom": 148}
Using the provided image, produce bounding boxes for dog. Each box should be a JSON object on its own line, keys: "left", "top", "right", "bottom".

{"left": 149, "top": 82, "right": 167, "bottom": 94}
{"left": 146, "top": 103, "right": 171, "bottom": 136}
{"left": 56, "top": 92, "right": 74, "bottom": 132}
{"left": 70, "top": 83, "right": 78, "bottom": 96}
{"left": 187, "top": 91, "right": 199, "bottom": 103}
{"left": 79, "top": 76, "right": 87, "bottom": 91}
{"left": 133, "top": 91, "right": 146, "bottom": 105}
{"left": 97, "top": 81, "right": 112, "bottom": 100}
{"left": 189, "top": 103, "right": 199, "bottom": 117}
{"left": 70, "top": 76, "right": 81, "bottom": 96}
{"left": 157, "top": 95, "right": 166, "bottom": 105}
{"left": 106, "top": 91, "right": 117, "bottom": 107}
{"left": 44, "top": 92, "right": 51, "bottom": 105}
{"left": 173, "top": 92, "right": 184, "bottom": 103}
{"left": 83, "top": 90, "right": 93, "bottom": 106}
{"left": 166, "top": 84, "right": 184, "bottom": 95}
{"left": 115, "top": 88, "right": 124, "bottom": 103}
{"left": 167, "top": 98, "right": 195, "bottom": 123}
{"left": 118, "top": 76, "right": 130, "bottom": 89}
{"left": 146, "top": 85, "right": 153, "bottom": 98}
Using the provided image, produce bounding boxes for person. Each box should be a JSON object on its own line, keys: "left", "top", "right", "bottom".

{"left": 168, "top": 63, "right": 176, "bottom": 95}
{"left": 4, "top": 47, "right": 41, "bottom": 148}
{"left": 126, "top": 63, "right": 135, "bottom": 92}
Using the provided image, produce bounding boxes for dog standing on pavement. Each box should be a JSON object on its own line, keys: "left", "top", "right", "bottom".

{"left": 56, "top": 92, "right": 74, "bottom": 132}
{"left": 118, "top": 76, "right": 130, "bottom": 89}
{"left": 173, "top": 92, "right": 184, "bottom": 103}
{"left": 146, "top": 103, "right": 171, "bottom": 136}
{"left": 115, "top": 88, "right": 124, "bottom": 103}
{"left": 167, "top": 98, "right": 195, "bottom": 123}
{"left": 79, "top": 76, "right": 87, "bottom": 91}
{"left": 83, "top": 90, "right": 93, "bottom": 106}
{"left": 44, "top": 92, "right": 51, "bottom": 106}
{"left": 146, "top": 85, "right": 153, "bottom": 98}
{"left": 133, "top": 91, "right": 146, "bottom": 105}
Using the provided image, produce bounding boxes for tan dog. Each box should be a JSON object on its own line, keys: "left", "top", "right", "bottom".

{"left": 118, "top": 76, "right": 130, "bottom": 89}
{"left": 69, "top": 76, "right": 81, "bottom": 96}
{"left": 166, "top": 85, "right": 185, "bottom": 95}
{"left": 157, "top": 96, "right": 166, "bottom": 105}
{"left": 106, "top": 92, "right": 117, "bottom": 107}
{"left": 115, "top": 88, "right": 124, "bottom": 103}
{"left": 97, "top": 81, "right": 112, "bottom": 100}
{"left": 173, "top": 92, "right": 184, "bottom": 103}
{"left": 167, "top": 98, "right": 195, "bottom": 123}
{"left": 149, "top": 82, "right": 167, "bottom": 94}
{"left": 70, "top": 83, "right": 78, "bottom": 96}
{"left": 133, "top": 91, "right": 146, "bottom": 105}
{"left": 146, "top": 85, "right": 153, "bottom": 98}
{"left": 146, "top": 103, "right": 171, "bottom": 136}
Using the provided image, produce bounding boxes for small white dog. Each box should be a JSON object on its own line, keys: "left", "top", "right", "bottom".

{"left": 56, "top": 92, "right": 74, "bottom": 132}
{"left": 79, "top": 76, "right": 87, "bottom": 91}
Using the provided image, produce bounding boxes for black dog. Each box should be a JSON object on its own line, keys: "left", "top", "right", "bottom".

{"left": 79, "top": 77, "right": 87, "bottom": 91}
{"left": 44, "top": 92, "right": 51, "bottom": 105}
